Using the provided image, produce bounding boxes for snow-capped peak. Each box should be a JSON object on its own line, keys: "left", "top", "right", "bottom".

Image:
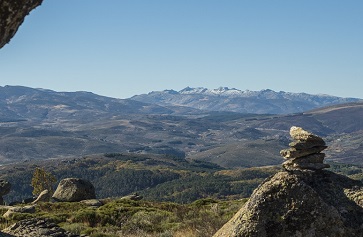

{"left": 179, "top": 86, "right": 256, "bottom": 97}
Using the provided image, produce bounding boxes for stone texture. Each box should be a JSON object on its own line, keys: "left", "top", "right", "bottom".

{"left": 2, "top": 218, "right": 84, "bottom": 237}
{"left": 213, "top": 170, "right": 363, "bottom": 237}
{"left": 79, "top": 199, "right": 103, "bottom": 207}
{"left": 280, "top": 146, "right": 327, "bottom": 159}
{"left": 281, "top": 126, "right": 329, "bottom": 171}
{"left": 0, "top": 0, "right": 44, "bottom": 49}
{"left": 52, "top": 178, "right": 96, "bottom": 202}
{"left": 289, "top": 126, "right": 325, "bottom": 144}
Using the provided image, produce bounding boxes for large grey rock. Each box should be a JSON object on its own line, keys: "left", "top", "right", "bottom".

{"left": 213, "top": 170, "right": 363, "bottom": 237}
{"left": 52, "top": 178, "right": 95, "bottom": 202}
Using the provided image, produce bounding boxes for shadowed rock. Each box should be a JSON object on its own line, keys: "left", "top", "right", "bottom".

{"left": 0, "top": 0, "right": 44, "bottom": 49}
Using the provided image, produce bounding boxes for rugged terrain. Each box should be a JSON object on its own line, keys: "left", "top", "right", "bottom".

{"left": 131, "top": 87, "right": 360, "bottom": 114}
{"left": 0, "top": 86, "right": 362, "bottom": 167}
{"left": 214, "top": 127, "right": 363, "bottom": 237}
{"left": 214, "top": 170, "right": 363, "bottom": 237}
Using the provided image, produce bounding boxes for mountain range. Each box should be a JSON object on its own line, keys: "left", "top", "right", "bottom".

{"left": 131, "top": 87, "right": 361, "bottom": 114}
{"left": 0, "top": 85, "right": 362, "bottom": 167}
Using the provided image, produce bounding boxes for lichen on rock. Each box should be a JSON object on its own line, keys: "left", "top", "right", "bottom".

{"left": 214, "top": 126, "right": 363, "bottom": 237}
{"left": 281, "top": 126, "right": 330, "bottom": 171}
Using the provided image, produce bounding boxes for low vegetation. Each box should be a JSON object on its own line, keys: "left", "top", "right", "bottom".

{"left": 0, "top": 198, "right": 245, "bottom": 237}
{"left": 1, "top": 152, "right": 362, "bottom": 236}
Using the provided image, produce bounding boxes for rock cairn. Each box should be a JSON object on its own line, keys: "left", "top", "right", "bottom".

{"left": 280, "top": 126, "right": 330, "bottom": 171}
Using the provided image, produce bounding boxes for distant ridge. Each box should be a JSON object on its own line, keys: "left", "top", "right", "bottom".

{"left": 0, "top": 85, "right": 362, "bottom": 166}
{"left": 131, "top": 87, "right": 361, "bottom": 114}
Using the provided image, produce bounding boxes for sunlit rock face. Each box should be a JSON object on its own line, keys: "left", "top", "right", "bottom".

{"left": 214, "top": 127, "right": 363, "bottom": 237}
{"left": 0, "top": 0, "right": 43, "bottom": 49}
{"left": 280, "top": 126, "right": 330, "bottom": 171}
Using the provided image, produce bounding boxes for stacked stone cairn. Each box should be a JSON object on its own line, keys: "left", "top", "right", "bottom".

{"left": 280, "top": 126, "right": 330, "bottom": 171}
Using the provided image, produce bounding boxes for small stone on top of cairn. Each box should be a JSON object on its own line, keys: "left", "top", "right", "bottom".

{"left": 281, "top": 126, "right": 330, "bottom": 171}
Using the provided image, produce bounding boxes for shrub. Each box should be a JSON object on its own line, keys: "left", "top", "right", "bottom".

{"left": 31, "top": 167, "right": 57, "bottom": 196}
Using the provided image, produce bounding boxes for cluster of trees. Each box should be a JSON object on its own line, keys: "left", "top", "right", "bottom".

{"left": 2, "top": 156, "right": 277, "bottom": 204}
{"left": 3, "top": 154, "right": 363, "bottom": 205}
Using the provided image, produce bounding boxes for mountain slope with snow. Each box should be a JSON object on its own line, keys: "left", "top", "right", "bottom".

{"left": 131, "top": 87, "right": 361, "bottom": 114}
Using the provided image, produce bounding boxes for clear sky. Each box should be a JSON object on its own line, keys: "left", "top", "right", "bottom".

{"left": 1, "top": 0, "right": 362, "bottom": 99}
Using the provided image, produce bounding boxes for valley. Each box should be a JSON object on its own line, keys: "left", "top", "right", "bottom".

{"left": 0, "top": 85, "right": 362, "bottom": 167}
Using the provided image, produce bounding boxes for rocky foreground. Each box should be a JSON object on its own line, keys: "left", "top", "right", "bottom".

{"left": 2, "top": 218, "right": 84, "bottom": 237}
{"left": 214, "top": 127, "right": 363, "bottom": 237}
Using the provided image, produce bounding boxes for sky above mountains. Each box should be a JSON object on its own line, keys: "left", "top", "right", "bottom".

{"left": 1, "top": 1, "right": 362, "bottom": 99}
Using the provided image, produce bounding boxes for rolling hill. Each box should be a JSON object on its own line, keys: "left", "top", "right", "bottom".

{"left": 0, "top": 85, "right": 362, "bottom": 167}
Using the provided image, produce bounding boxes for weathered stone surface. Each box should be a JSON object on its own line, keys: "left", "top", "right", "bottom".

{"left": 283, "top": 161, "right": 330, "bottom": 171}
{"left": 0, "top": 0, "right": 44, "bottom": 49}
{"left": 281, "top": 126, "right": 329, "bottom": 171}
{"left": 289, "top": 140, "right": 326, "bottom": 149}
{"left": 52, "top": 178, "right": 96, "bottom": 202}
{"left": 289, "top": 126, "right": 325, "bottom": 144}
{"left": 283, "top": 153, "right": 329, "bottom": 170}
{"left": 293, "top": 153, "right": 326, "bottom": 163}
{"left": 213, "top": 170, "right": 363, "bottom": 237}
{"left": 79, "top": 199, "right": 103, "bottom": 207}
{"left": 3, "top": 205, "right": 35, "bottom": 218}
{"left": 2, "top": 218, "right": 84, "bottom": 237}
{"left": 32, "top": 189, "right": 51, "bottom": 204}
{"left": 280, "top": 146, "right": 327, "bottom": 159}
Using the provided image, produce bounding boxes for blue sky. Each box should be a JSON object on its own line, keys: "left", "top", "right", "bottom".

{"left": 1, "top": 0, "right": 362, "bottom": 99}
